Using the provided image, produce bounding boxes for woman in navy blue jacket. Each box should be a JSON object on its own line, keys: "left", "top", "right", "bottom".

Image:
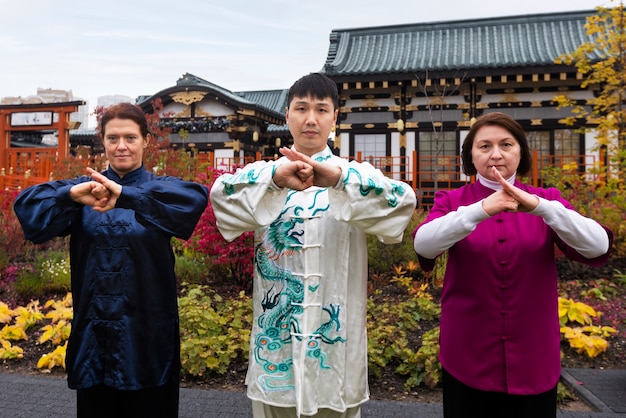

{"left": 14, "top": 103, "right": 208, "bottom": 418}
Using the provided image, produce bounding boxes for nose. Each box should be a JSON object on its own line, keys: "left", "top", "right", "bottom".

{"left": 305, "top": 110, "right": 317, "bottom": 125}
{"left": 116, "top": 138, "right": 129, "bottom": 149}
{"left": 490, "top": 147, "right": 503, "bottom": 159}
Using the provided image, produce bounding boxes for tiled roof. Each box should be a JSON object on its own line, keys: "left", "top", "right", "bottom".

{"left": 236, "top": 90, "right": 288, "bottom": 133}
{"left": 236, "top": 89, "right": 288, "bottom": 116}
{"left": 176, "top": 73, "right": 253, "bottom": 105}
{"left": 138, "top": 73, "right": 285, "bottom": 121}
{"left": 322, "top": 10, "right": 600, "bottom": 76}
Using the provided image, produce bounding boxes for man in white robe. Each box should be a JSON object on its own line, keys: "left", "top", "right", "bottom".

{"left": 210, "top": 72, "right": 416, "bottom": 418}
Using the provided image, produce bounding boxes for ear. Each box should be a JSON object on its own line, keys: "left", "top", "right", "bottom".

{"left": 144, "top": 133, "right": 151, "bottom": 148}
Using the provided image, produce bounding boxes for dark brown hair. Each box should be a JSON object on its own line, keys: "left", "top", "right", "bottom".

{"left": 461, "top": 112, "right": 532, "bottom": 177}
{"left": 99, "top": 103, "right": 149, "bottom": 139}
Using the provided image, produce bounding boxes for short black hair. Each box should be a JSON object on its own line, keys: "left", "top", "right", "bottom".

{"left": 287, "top": 73, "right": 338, "bottom": 110}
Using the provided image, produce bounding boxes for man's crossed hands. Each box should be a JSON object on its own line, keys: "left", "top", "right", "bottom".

{"left": 273, "top": 147, "right": 342, "bottom": 191}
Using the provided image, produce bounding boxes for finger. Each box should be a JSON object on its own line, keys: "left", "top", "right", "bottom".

{"left": 87, "top": 169, "right": 109, "bottom": 185}
{"left": 492, "top": 166, "right": 507, "bottom": 185}
{"left": 279, "top": 147, "right": 301, "bottom": 161}
{"left": 492, "top": 167, "right": 521, "bottom": 200}
{"left": 86, "top": 167, "right": 99, "bottom": 177}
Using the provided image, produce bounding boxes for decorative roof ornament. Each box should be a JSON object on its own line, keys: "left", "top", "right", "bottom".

{"left": 170, "top": 91, "right": 207, "bottom": 105}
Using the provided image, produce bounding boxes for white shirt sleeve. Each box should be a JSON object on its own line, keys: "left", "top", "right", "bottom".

{"left": 209, "top": 161, "right": 288, "bottom": 241}
{"left": 413, "top": 200, "right": 490, "bottom": 259}
{"left": 329, "top": 160, "right": 417, "bottom": 244}
{"left": 530, "top": 197, "right": 610, "bottom": 259}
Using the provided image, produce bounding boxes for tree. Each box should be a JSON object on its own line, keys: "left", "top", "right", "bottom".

{"left": 553, "top": 3, "right": 626, "bottom": 179}
{"left": 412, "top": 70, "right": 467, "bottom": 197}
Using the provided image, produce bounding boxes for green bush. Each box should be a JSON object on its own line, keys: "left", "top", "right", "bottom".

{"left": 13, "top": 251, "right": 71, "bottom": 301}
{"left": 541, "top": 166, "right": 626, "bottom": 258}
{"left": 367, "top": 209, "right": 425, "bottom": 276}
{"left": 175, "top": 254, "right": 211, "bottom": 285}
{"left": 366, "top": 290, "right": 441, "bottom": 389}
{"left": 178, "top": 284, "right": 252, "bottom": 377}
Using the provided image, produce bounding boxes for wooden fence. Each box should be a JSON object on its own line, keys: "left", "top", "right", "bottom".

{"left": 207, "top": 150, "right": 606, "bottom": 208}
{"left": 2, "top": 148, "right": 607, "bottom": 209}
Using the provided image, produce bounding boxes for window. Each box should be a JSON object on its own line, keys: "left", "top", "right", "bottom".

{"left": 354, "top": 134, "right": 386, "bottom": 158}
{"left": 417, "top": 131, "right": 459, "bottom": 181}
{"left": 527, "top": 129, "right": 582, "bottom": 171}
{"left": 554, "top": 129, "right": 580, "bottom": 156}
{"left": 353, "top": 133, "right": 388, "bottom": 171}
{"left": 527, "top": 131, "right": 551, "bottom": 168}
{"left": 418, "top": 131, "right": 457, "bottom": 156}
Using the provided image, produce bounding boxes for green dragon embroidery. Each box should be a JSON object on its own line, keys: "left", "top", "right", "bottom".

{"left": 253, "top": 195, "right": 346, "bottom": 392}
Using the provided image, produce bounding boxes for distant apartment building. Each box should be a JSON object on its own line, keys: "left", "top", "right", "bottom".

{"left": 97, "top": 94, "right": 134, "bottom": 108}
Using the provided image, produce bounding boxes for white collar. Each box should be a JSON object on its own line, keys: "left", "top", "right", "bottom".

{"left": 477, "top": 172, "right": 516, "bottom": 191}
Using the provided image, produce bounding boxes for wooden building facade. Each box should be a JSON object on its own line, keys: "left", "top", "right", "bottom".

{"left": 0, "top": 10, "right": 607, "bottom": 204}
{"left": 319, "top": 10, "right": 605, "bottom": 203}
{"left": 137, "top": 10, "right": 605, "bottom": 205}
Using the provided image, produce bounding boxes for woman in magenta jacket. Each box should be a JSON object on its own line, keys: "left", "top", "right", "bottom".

{"left": 413, "top": 112, "right": 613, "bottom": 418}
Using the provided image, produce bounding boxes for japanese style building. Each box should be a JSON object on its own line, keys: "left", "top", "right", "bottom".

{"left": 0, "top": 9, "right": 607, "bottom": 202}
{"left": 131, "top": 9, "right": 602, "bottom": 204}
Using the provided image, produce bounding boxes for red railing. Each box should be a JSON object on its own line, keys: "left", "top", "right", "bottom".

{"left": 3, "top": 148, "right": 609, "bottom": 209}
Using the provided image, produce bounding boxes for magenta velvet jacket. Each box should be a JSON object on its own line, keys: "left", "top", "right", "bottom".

{"left": 415, "top": 180, "right": 613, "bottom": 395}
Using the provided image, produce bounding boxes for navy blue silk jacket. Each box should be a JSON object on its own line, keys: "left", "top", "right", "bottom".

{"left": 13, "top": 166, "right": 208, "bottom": 390}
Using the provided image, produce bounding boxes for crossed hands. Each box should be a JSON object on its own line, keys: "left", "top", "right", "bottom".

{"left": 272, "top": 147, "right": 342, "bottom": 191}
{"left": 481, "top": 166, "right": 540, "bottom": 216}
{"left": 69, "top": 168, "right": 122, "bottom": 213}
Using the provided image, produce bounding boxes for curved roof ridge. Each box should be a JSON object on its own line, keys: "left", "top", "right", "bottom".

{"left": 322, "top": 9, "right": 600, "bottom": 76}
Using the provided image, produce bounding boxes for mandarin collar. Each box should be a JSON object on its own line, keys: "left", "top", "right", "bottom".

{"left": 105, "top": 165, "right": 146, "bottom": 183}
{"left": 291, "top": 146, "right": 333, "bottom": 162}
{"left": 476, "top": 172, "right": 516, "bottom": 191}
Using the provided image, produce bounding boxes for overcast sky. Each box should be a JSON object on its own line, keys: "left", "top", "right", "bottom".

{"left": 0, "top": 0, "right": 604, "bottom": 127}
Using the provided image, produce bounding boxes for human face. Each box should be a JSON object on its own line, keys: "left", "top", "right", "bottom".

{"left": 471, "top": 125, "right": 521, "bottom": 181}
{"left": 102, "top": 118, "right": 149, "bottom": 177}
{"left": 285, "top": 95, "right": 338, "bottom": 156}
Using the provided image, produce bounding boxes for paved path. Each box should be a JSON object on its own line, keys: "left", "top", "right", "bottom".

{"left": 0, "top": 369, "right": 624, "bottom": 417}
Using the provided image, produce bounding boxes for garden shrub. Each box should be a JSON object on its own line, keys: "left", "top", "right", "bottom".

{"left": 174, "top": 253, "right": 212, "bottom": 285}
{"left": 558, "top": 297, "right": 617, "bottom": 358}
{"left": 541, "top": 166, "right": 626, "bottom": 258}
{"left": 13, "top": 251, "right": 71, "bottom": 301}
{"left": 178, "top": 284, "right": 252, "bottom": 377}
{"left": 366, "top": 209, "right": 426, "bottom": 278}
{"left": 183, "top": 173, "right": 255, "bottom": 293}
{"left": 366, "top": 283, "right": 442, "bottom": 389}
